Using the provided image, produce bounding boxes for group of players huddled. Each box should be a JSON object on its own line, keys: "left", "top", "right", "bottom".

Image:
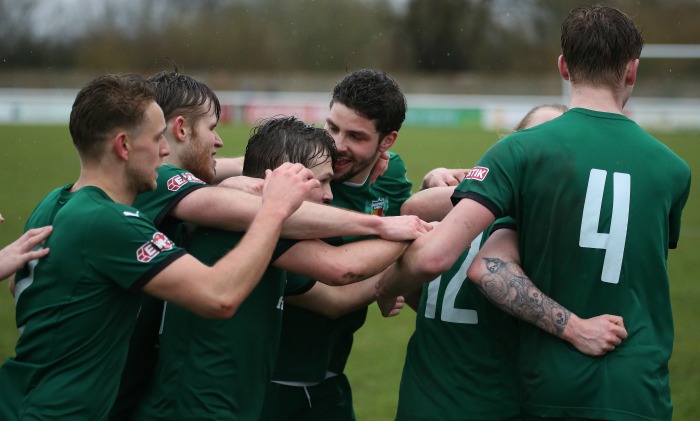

{"left": 0, "top": 4, "right": 690, "bottom": 421}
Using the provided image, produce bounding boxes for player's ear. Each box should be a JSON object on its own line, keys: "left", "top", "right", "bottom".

{"left": 172, "top": 116, "right": 188, "bottom": 142}
{"left": 625, "top": 59, "right": 639, "bottom": 86}
{"left": 558, "top": 55, "right": 570, "bottom": 81}
{"left": 114, "top": 132, "right": 130, "bottom": 161}
{"left": 379, "top": 131, "right": 397, "bottom": 153}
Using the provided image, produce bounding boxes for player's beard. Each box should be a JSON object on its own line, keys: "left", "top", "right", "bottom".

{"left": 126, "top": 164, "right": 157, "bottom": 195}
{"left": 183, "top": 132, "right": 215, "bottom": 184}
{"left": 333, "top": 148, "right": 381, "bottom": 183}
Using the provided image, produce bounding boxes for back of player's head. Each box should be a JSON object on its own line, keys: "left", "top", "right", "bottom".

{"left": 147, "top": 69, "right": 221, "bottom": 127}
{"left": 69, "top": 73, "right": 155, "bottom": 160}
{"left": 330, "top": 68, "right": 407, "bottom": 141}
{"left": 561, "top": 4, "right": 643, "bottom": 89}
{"left": 514, "top": 104, "right": 568, "bottom": 131}
{"left": 243, "top": 116, "right": 337, "bottom": 179}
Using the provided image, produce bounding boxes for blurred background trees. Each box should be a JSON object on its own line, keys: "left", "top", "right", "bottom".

{"left": 1, "top": 0, "right": 699, "bottom": 95}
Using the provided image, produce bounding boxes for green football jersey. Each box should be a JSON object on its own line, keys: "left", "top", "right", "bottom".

{"left": 110, "top": 164, "right": 207, "bottom": 420}
{"left": 133, "top": 227, "right": 298, "bottom": 421}
{"left": 133, "top": 163, "right": 207, "bottom": 234}
{"left": 273, "top": 273, "right": 339, "bottom": 384}
{"left": 272, "top": 152, "right": 413, "bottom": 383}
{"left": 0, "top": 185, "right": 184, "bottom": 420}
{"left": 396, "top": 220, "right": 520, "bottom": 421}
{"left": 453, "top": 108, "right": 691, "bottom": 420}
{"left": 328, "top": 152, "right": 413, "bottom": 374}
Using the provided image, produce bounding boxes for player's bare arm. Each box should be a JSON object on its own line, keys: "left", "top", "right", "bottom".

{"left": 420, "top": 167, "right": 469, "bottom": 190}
{"left": 172, "top": 186, "right": 430, "bottom": 241}
{"left": 144, "top": 163, "right": 318, "bottom": 319}
{"left": 473, "top": 256, "right": 572, "bottom": 335}
{"left": 217, "top": 175, "right": 264, "bottom": 195}
{"left": 387, "top": 185, "right": 456, "bottom": 314}
{"left": 468, "top": 228, "right": 627, "bottom": 357}
{"left": 275, "top": 238, "right": 409, "bottom": 286}
{"left": 287, "top": 273, "right": 405, "bottom": 319}
{"left": 400, "top": 186, "right": 455, "bottom": 223}
{"left": 402, "top": 287, "right": 423, "bottom": 313}
{"left": 376, "top": 199, "right": 495, "bottom": 312}
{"left": 211, "top": 156, "right": 245, "bottom": 183}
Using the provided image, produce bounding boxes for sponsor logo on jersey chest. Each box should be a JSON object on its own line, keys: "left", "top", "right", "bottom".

{"left": 369, "top": 198, "right": 386, "bottom": 216}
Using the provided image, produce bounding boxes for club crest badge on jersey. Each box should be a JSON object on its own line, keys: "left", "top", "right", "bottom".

{"left": 369, "top": 198, "right": 387, "bottom": 216}
{"left": 137, "top": 232, "right": 175, "bottom": 263}
{"left": 167, "top": 172, "right": 205, "bottom": 192}
{"left": 465, "top": 166, "right": 489, "bottom": 181}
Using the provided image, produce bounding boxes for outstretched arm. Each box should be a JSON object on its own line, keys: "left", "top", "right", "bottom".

{"left": 420, "top": 167, "right": 469, "bottom": 190}
{"left": 144, "top": 163, "right": 318, "bottom": 319}
{"left": 286, "top": 274, "right": 404, "bottom": 319}
{"left": 467, "top": 228, "right": 627, "bottom": 357}
{"left": 275, "top": 238, "right": 409, "bottom": 286}
{"left": 217, "top": 175, "right": 264, "bottom": 195}
{"left": 212, "top": 157, "right": 245, "bottom": 183}
{"left": 376, "top": 199, "right": 495, "bottom": 305}
{"left": 172, "top": 186, "right": 431, "bottom": 241}
{"left": 402, "top": 287, "right": 422, "bottom": 312}
{"left": 400, "top": 186, "right": 454, "bottom": 223}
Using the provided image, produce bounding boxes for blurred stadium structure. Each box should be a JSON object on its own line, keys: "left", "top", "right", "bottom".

{"left": 2, "top": 88, "right": 698, "bottom": 132}
{"left": 2, "top": 44, "right": 698, "bottom": 132}
{"left": 3, "top": 0, "right": 699, "bottom": 133}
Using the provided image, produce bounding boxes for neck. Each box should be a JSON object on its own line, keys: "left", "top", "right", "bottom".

{"left": 163, "top": 137, "right": 189, "bottom": 170}
{"left": 72, "top": 167, "right": 137, "bottom": 206}
{"left": 163, "top": 153, "right": 182, "bottom": 169}
{"left": 567, "top": 83, "right": 629, "bottom": 114}
{"left": 346, "top": 168, "right": 372, "bottom": 185}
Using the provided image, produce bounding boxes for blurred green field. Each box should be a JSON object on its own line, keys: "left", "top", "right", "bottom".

{"left": 1, "top": 123, "right": 698, "bottom": 420}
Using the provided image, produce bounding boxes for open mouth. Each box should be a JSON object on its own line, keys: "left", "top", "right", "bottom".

{"left": 334, "top": 158, "right": 351, "bottom": 170}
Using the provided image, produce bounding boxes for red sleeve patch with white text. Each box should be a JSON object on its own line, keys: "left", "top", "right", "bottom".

{"left": 137, "top": 232, "right": 175, "bottom": 263}
{"left": 465, "top": 166, "right": 489, "bottom": 181}
{"left": 167, "top": 172, "right": 205, "bottom": 192}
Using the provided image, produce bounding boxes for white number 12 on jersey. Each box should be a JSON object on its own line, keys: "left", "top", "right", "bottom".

{"left": 579, "top": 169, "right": 630, "bottom": 284}
{"left": 424, "top": 233, "right": 483, "bottom": 324}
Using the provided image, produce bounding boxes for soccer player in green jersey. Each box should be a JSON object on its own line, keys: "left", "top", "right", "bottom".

{"left": 0, "top": 74, "right": 318, "bottom": 421}
{"left": 133, "top": 115, "right": 407, "bottom": 420}
{"left": 109, "top": 70, "right": 429, "bottom": 420}
{"left": 393, "top": 104, "right": 627, "bottom": 421}
{"left": 262, "top": 69, "right": 414, "bottom": 421}
{"left": 377, "top": 5, "right": 691, "bottom": 421}
{"left": 208, "top": 69, "right": 416, "bottom": 419}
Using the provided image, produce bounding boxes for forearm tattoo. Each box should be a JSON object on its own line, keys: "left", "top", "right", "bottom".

{"left": 476, "top": 257, "right": 570, "bottom": 337}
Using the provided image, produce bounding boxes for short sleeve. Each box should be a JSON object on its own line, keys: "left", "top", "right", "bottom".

{"left": 85, "top": 205, "right": 185, "bottom": 292}
{"left": 668, "top": 171, "right": 691, "bottom": 249}
{"left": 452, "top": 137, "right": 521, "bottom": 220}
{"left": 133, "top": 165, "right": 208, "bottom": 227}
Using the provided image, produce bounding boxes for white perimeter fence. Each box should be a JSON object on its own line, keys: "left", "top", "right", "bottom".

{"left": 1, "top": 88, "right": 698, "bottom": 132}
